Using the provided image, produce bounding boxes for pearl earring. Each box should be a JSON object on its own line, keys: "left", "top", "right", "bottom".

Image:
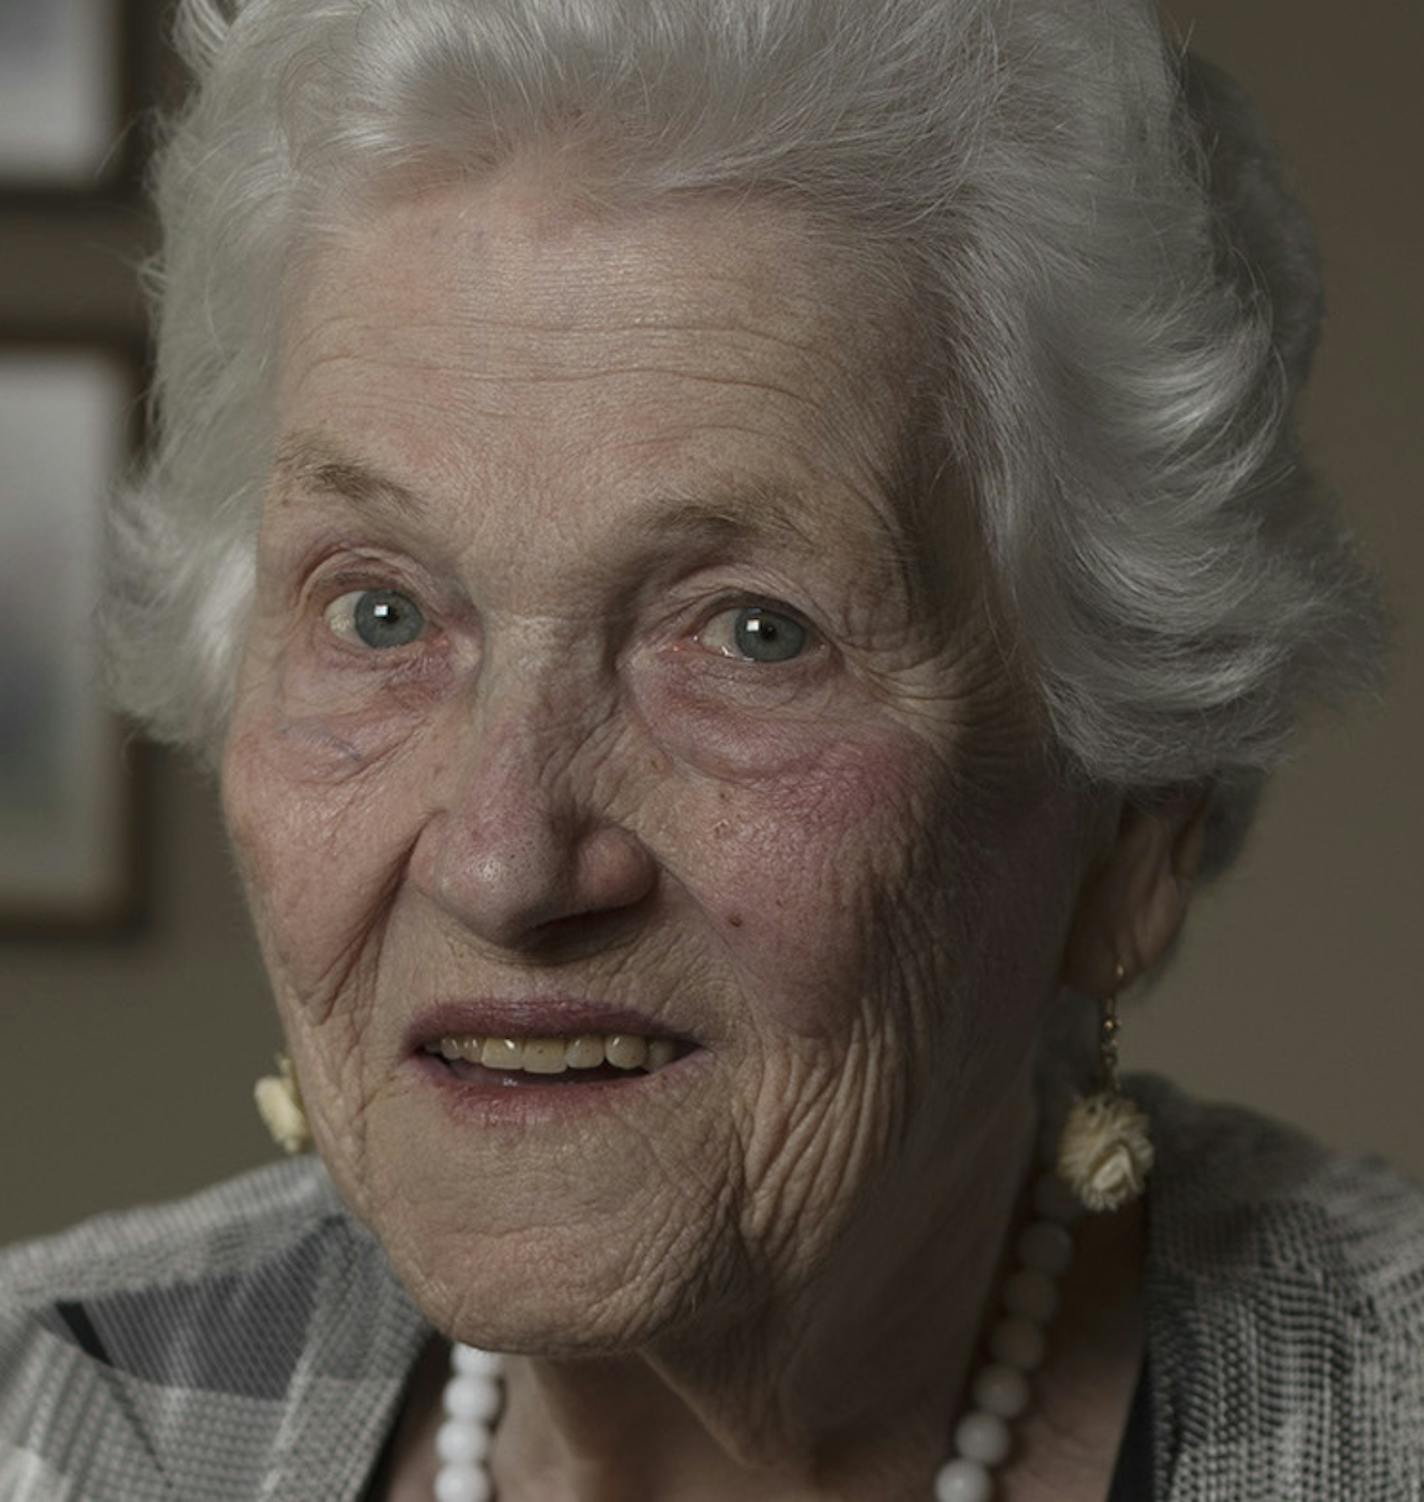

{"left": 254, "top": 1052, "right": 311, "bottom": 1155}
{"left": 1056, "top": 962, "right": 1153, "bottom": 1212}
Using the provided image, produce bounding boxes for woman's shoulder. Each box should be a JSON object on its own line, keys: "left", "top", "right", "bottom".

{"left": 0, "top": 1154, "right": 347, "bottom": 1310}
{"left": 1130, "top": 1072, "right": 1424, "bottom": 1498}
{"left": 0, "top": 1157, "right": 429, "bottom": 1500}
{"left": 1132, "top": 1070, "right": 1424, "bottom": 1307}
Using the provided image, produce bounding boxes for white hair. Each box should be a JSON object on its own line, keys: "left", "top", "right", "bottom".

{"left": 104, "top": 0, "right": 1389, "bottom": 878}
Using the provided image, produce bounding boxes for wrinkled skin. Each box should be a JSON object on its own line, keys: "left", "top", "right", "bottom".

{"left": 221, "top": 171, "right": 1192, "bottom": 1499}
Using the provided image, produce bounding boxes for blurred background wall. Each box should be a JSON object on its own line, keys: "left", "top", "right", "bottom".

{"left": 2, "top": 0, "right": 1420, "bottom": 1246}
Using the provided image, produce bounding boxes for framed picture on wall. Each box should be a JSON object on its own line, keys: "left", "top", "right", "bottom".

{"left": 0, "top": 0, "right": 130, "bottom": 191}
{"left": 0, "top": 338, "right": 144, "bottom": 931}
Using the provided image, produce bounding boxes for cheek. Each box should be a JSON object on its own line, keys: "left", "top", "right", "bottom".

{"left": 676, "top": 726, "right": 938, "bottom": 1037}
{"left": 675, "top": 714, "right": 1080, "bottom": 1070}
{"left": 220, "top": 688, "right": 443, "bottom": 1013}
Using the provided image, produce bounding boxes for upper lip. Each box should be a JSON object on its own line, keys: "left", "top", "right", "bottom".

{"left": 405, "top": 998, "right": 701, "bottom": 1053}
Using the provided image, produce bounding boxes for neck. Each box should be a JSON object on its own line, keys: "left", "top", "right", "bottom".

{"left": 398, "top": 1083, "right": 1052, "bottom": 1502}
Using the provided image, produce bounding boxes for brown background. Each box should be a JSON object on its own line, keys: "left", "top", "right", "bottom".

{"left": 2, "top": 0, "right": 1420, "bottom": 1246}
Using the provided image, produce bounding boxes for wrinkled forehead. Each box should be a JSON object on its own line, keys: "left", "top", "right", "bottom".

{"left": 274, "top": 170, "right": 970, "bottom": 604}
{"left": 285, "top": 163, "right": 917, "bottom": 359}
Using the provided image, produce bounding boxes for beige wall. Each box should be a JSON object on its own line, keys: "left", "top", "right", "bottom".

{"left": 1128, "top": 0, "right": 1424, "bottom": 1171}
{"left": 2, "top": 1, "right": 1420, "bottom": 1247}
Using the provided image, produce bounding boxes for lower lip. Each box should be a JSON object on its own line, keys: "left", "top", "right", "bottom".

{"left": 409, "top": 1048, "right": 709, "bottom": 1127}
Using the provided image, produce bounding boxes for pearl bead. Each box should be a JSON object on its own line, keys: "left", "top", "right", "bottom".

{"left": 934, "top": 1456, "right": 993, "bottom": 1502}
{"left": 436, "top": 1418, "right": 491, "bottom": 1465}
{"left": 1002, "top": 1268, "right": 1059, "bottom": 1323}
{"left": 972, "top": 1363, "right": 1031, "bottom": 1419}
{"left": 1031, "top": 1170, "right": 1084, "bottom": 1225}
{"left": 988, "top": 1315, "right": 1046, "bottom": 1371}
{"left": 443, "top": 1374, "right": 501, "bottom": 1423}
{"left": 434, "top": 1463, "right": 492, "bottom": 1502}
{"left": 1016, "top": 1220, "right": 1073, "bottom": 1276}
{"left": 452, "top": 1344, "right": 503, "bottom": 1378}
{"left": 955, "top": 1410, "right": 1011, "bottom": 1466}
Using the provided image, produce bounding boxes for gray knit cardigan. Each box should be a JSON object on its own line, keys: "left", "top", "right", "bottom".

{"left": 2, "top": 1072, "right": 1422, "bottom": 1499}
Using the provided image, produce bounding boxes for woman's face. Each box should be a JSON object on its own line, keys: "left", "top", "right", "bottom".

{"left": 222, "top": 173, "right": 1092, "bottom": 1351}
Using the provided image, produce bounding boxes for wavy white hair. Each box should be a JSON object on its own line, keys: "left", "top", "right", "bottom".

{"left": 104, "top": 0, "right": 1389, "bottom": 880}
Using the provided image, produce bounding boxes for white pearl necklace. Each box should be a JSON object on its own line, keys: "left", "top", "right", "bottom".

{"left": 433, "top": 1163, "right": 1084, "bottom": 1502}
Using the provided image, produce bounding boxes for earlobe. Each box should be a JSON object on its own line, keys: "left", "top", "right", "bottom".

{"left": 1059, "top": 790, "right": 1210, "bottom": 996}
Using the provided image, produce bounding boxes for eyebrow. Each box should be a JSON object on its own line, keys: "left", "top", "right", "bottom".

{"left": 274, "top": 433, "right": 424, "bottom": 522}
{"left": 271, "top": 430, "right": 893, "bottom": 569}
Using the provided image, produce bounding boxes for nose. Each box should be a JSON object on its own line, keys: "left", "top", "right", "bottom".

{"left": 411, "top": 696, "right": 658, "bottom": 953}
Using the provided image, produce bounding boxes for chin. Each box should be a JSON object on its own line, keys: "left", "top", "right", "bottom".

{"left": 392, "top": 1236, "right": 687, "bottom": 1358}
{"left": 346, "top": 1173, "right": 694, "bottom": 1356}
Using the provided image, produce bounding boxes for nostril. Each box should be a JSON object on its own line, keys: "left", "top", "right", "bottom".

{"left": 416, "top": 812, "right": 659, "bottom": 952}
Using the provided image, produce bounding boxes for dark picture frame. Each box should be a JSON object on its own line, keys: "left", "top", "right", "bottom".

{"left": 0, "top": 0, "right": 147, "bottom": 199}
{"left": 0, "top": 331, "right": 147, "bottom": 933}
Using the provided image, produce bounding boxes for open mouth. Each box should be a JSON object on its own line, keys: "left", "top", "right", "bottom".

{"left": 418, "top": 1033, "right": 701, "bottom": 1086}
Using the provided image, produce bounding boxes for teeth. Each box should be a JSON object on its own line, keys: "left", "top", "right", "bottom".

{"left": 520, "top": 1038, "right": 568, "bottom": 1075}
{"left": 480, "top": 1037, "right": 525, "bottom": 1070}
{"left": 565, "top": 1034, "right": 604, "bottom": 1069}
{"left": 605, "top": 1034, "right": 648, "bottom": 1070}
{"left": 425, "top": 1032, "right": 685, "bottom": 1075}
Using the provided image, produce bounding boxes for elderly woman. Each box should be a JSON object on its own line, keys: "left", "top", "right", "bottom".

{"left": 3, "top": 0, "right": 1421, "bottom": 1497}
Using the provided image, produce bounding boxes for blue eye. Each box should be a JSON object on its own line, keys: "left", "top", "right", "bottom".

{"left": 325, "top": 588, "right": 426, "bottom": 649}
{"left": 703, "top": 605, "right": 809, "bottom": 663}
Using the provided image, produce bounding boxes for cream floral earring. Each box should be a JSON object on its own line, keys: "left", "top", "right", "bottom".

{"left": 1057, "top": 961, "right": 1153, "bottom": 1211}
{"left": 254, "top": 1052, "right": 311, "bottom": 1155}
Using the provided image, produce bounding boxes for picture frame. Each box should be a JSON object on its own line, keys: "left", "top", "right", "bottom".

{"left": 0, "top": 0, "right": 141, "bottom": 196}
{"left": 0, "top": 333, "right": 146, "bottom": 933}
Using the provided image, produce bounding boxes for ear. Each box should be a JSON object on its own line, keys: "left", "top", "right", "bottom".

{"left": 1059, "top": 788, "right": 1211, "bottom": 995}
